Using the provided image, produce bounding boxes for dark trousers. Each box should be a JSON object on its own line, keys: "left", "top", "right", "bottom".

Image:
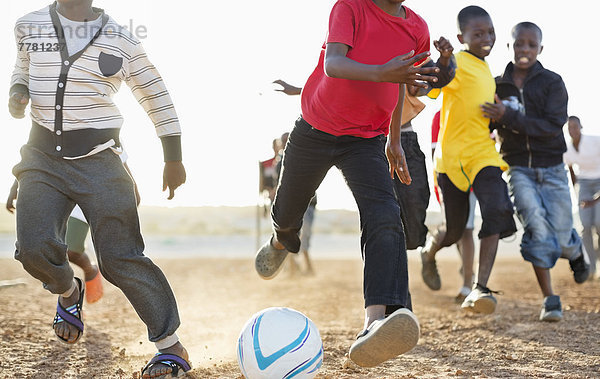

{"left": 272, "top": 117, "right": 411, "bottom": 310}
{"left": 392, "top": 131, "right": 430, "bottom": 250}
{"left": 436, "top": 166, "right": 516, "bottom": 247}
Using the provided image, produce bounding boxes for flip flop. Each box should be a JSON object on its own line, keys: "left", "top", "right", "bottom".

{"left": 141, "top": 353, "right": 192, "bottom": 378}
{"left": 53, "top": 277, "right": 85, "bottom": 343}
{"left": 85, "top": 269, "right": 103, "bottom": 304}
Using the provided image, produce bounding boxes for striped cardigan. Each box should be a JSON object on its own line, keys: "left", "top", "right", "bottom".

{"left": 10, "top": 3, "right": 182, "bottom": 160}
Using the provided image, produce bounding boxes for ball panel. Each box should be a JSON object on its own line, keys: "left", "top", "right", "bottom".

{"left": 236, "top": 307, "right": 323, "bottom": 379}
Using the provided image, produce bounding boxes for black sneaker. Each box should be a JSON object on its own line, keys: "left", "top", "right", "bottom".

{"left": 569, "top": 251, "right": 590, "bottom": 284}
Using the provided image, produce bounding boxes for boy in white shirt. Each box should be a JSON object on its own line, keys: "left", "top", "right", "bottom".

{"left": 564, "top": 116, "right": 600, "bottom": 278}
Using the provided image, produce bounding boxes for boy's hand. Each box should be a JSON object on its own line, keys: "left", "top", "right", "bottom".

{"left": 379, "top": 51, "right": 439, "bottom": 88}
{"left": 273, "top": 80, "right": 302, "bottom": 96}
{"left": 386, "top": 140, "right": 412, "bottom": 185}
{"left": 434, "top": 37, "right": 454, "bottom": 66}
{"left": 580, "top": 197, "right": 599, "bottom": 209}
{"left": 162, "top": 161, "right": 186, "bottom": 200}
{"left": 481, "top": 94, "right": 506, "bottom": 122}
{"left": 406, "top": 85, "right": 420, "bottom": 97}
{"left": 6, "top": 185, "right": 18, "bottom": 214}
{"left": 133, "top": 182, "right": 141, "bottom": 206}
{"left": 580, "top": 200, "right": 593, "bottom": 209}
{"left": 8, "top": 92, "right": 29, "bottom": 119}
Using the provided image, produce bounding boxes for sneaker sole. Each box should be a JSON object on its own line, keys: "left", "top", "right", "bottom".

{"left": 540, "top": 311, "right": 563, "bottom": 322}
{"left": 349, "top": 309, "right": 420, "bottom": 368}
{"left": 462, "top": 297, "right": 496, "bottom": 314}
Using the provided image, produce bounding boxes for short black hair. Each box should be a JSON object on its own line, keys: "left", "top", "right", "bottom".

{"left": 568, "top": 115, "right": 581, "bottom": 124}
{"left": 457, "top": 6, "right": 490, "bottom": 33}
{"left": 512, "top": 22, "right": 543, "bottom": 42}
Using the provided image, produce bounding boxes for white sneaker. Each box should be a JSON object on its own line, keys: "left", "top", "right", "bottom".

{"left": 455, "top": 286, "right": 472, "bottom": 304}
{"left": 349, "top": 308, "right": 420, "bottom": 367}
{"left": 461, "top": 284, "right": 498, "bottom": 314}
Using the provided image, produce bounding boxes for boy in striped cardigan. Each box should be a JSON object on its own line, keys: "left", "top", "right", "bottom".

{"left": 8, "top": 1, "right": 190, "bottom": 377}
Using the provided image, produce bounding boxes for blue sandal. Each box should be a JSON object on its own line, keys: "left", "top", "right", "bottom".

{"left": 53, "top": 277, "right": 85, "bottom": 343}
{"left": 141, "top": 353, "right": 192, "bottom": 378}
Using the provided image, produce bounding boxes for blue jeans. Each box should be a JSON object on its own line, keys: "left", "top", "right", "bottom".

{"left": 508, "top": 164, "right": 582, "bottom": 269}
{"left": 578, "top": 178, "right": 600, "bottom": 273}
{"left": 272, "top": 117, "right": 410, "bottom": 310}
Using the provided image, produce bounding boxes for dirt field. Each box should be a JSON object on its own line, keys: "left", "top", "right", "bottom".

{"left": 1, "top": 254, "right": 598, "bottom": 378}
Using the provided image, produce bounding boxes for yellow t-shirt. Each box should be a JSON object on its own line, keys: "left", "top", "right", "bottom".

{"left": 429, "top": 51, "right": 507, "bottom": 192}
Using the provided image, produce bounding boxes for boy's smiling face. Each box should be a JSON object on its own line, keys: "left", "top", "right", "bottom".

{"left": 458, "top": 16, "right": 496, "bottom": 59}
{"left": 512, "top": 27, "right": 543, "bottom": 70}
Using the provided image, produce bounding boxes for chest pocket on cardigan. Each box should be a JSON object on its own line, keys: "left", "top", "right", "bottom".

{"left": 98, "top": 52, "right": 123, "bottom": 77}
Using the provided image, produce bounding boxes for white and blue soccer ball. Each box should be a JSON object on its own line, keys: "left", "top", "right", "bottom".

{"left": 237, "top": 307, "right": 323, "bottom": 379}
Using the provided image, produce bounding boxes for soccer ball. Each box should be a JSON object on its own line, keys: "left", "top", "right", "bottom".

{"left": 237, "top": 307, "right": 323, "bottom": 379}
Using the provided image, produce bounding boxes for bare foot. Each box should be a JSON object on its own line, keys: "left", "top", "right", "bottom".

{"left": 85, "top": 266, "right": 103, "bottom": 304}
{"left": 54, "top": 279, "right": 83, "bottom": 343}
{"left": 84, "top": 264, "right": 99, "bottom": 282}
{"left": 142, "top": 342, "right": 190, "bottom": 378}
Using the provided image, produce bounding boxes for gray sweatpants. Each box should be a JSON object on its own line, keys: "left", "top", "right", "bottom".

{"left": 13, "top": 144, "right": 180, "bottom": 342}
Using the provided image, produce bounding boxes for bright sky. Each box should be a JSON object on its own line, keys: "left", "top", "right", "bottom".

{"left": 3, "top": 1, "right": 598, "bottom": 210}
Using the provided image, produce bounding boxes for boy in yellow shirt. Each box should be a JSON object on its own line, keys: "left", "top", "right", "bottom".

{"left": 420, "top": 5, "right": 516, "bottom": 314}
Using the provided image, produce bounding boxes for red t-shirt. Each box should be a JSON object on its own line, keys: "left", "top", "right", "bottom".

{"left": 301, "top": 0, "right": 430, "bottom": 138}
{"left": 431, "top": 110, "right": 441, "bottom": 145}
{"left": 431, "top": 110, "right": 442, "bottom": 203}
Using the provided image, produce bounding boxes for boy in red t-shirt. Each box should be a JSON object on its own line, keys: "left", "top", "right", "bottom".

{"left": 254, "top": 0, "right": 438, "bottom": 367}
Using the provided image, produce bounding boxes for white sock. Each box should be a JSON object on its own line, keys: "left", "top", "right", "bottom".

{"left": 61, "top": 279, "right": 77, "bottom": 298}
{"left": 458, "top": 286, "right": 471, "bottom": 296}
{"left": 155, "top": 333, "right": 179, "bottom": 351}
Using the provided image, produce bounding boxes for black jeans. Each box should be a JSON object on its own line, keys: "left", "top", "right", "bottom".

{"left": 392, "top": 131, "right": 430, "bottom": 250}
{"left": 272, "top": 117, "right": 411, "bottom": 310}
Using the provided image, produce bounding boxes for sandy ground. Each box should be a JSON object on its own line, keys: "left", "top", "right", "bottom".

{"left": 1, "top": 253, "right": 599, "bottom": 378}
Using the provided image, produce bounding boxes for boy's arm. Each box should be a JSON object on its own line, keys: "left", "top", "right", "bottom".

{"left": 430, "top": 55, "right": 456, "bottom": 89}
{"left": 483, "top": 78, "right": 568, "bottom": 138}
{"left": 8, "top": 23, "right": 30, "bottom": 119}
{"left": 324, "top": 43, "right": 438, "bottom": 87}
{"left": 568, "top": 165, "right": 577, "bottom": 186}
{"left": 386, "top": 84, "right": 411, "bottom": 184}
{"left": 407, "top": 37, "right": 456, "bottom": 97}
{"left": 125, "top": 42, "right": 185, "bottom": 199}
